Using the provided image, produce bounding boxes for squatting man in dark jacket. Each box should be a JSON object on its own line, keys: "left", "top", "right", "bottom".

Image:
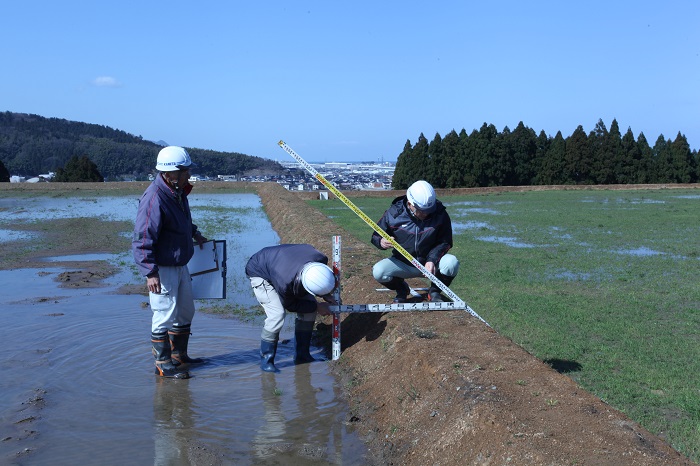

{"left": 245, "top": 244, "right": 337, "bottom": 373}
{"left": 371, "top": 180, "right": 459, "bottom": 303}
{"left": 133, "top": 146, "right": 208, "bottom": 379}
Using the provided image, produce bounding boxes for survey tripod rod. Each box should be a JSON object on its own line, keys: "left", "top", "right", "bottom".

{"left": 277, "top": 140, "right": 488, "bottom": 325}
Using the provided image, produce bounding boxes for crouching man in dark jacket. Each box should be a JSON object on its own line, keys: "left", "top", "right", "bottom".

{"left": 371, "top": 180, "right": 459, "bottom": 303}
{"left": 246, "top": 244, "right": 337, "bottom": 373}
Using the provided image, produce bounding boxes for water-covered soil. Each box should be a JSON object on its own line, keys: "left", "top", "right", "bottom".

{"left": 0, "top": 186, "right": 366, "bottom": 465}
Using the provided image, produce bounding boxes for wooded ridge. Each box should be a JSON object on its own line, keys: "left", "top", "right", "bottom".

{"left": 0, "top": 111, "right": 284, "bottom": 180}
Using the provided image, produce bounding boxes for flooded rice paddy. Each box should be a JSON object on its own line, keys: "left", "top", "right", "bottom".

{"left": 442, "top": 191, "right": 700, "bottom": 281}
{"left": 0, "top": 193, "right": 366, "bottom": 465}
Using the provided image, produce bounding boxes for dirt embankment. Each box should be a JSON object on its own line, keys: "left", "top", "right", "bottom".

{"left": 255, "top": 182, "right": 696, "bottom": 466}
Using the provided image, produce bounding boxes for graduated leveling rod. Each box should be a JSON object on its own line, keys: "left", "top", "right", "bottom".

{"left": 277, "top": 140, "right": 489, "bottom": 329}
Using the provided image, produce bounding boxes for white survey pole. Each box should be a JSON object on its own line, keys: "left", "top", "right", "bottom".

{"left": 331, "top": 235, "right": 342, "bottom": 360}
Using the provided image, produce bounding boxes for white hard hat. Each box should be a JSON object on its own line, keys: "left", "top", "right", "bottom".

{"left": 155, "top": 146, "right": 196, "bottom": 172}
{"left": 406, "top": 180, "right": 436, "bottom": 213}
{"left": 300, "top": 262, "right": 336, "bottom": 296}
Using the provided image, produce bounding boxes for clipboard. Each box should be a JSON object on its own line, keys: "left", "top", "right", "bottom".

{"left": 188, "top": 240, "right": 219, "bottom": 276}
{"left": 189, "top": 240, "right": 227, "bottom": 299}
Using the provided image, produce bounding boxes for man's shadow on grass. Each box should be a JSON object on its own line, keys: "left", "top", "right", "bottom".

{"left": 544, "top": 358, "right": 582, "bottom": 374}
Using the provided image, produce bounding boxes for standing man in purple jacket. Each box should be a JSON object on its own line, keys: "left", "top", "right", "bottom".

{"left": 133, "top": 146, "right": 208, "bottom": 379}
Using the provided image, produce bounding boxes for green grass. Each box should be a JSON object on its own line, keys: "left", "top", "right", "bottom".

{"left": 197, "top": 302, "right": 264, "bottom": 321}
{"left": 309, "top": 188, "right": 700, "bottom": 462}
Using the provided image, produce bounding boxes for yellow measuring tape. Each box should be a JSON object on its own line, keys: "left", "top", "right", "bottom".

{"left": 278, "top": 140, "right": 488, "bottom": 324}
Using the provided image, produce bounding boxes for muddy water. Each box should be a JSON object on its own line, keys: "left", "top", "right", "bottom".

{"left": 0, "top": 193, "right": 366, "bottom": 465}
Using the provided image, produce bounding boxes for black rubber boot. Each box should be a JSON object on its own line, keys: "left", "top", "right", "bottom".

{"left": 169, "top": 325, "right": 204, "bottom": 367}
{"left": 382, "top": 277, "right": 410, "bottom": 303}
{"left": 294, "top": 320, "right": 316, "bottom": 364}
{"left": 260, "top": 339, "right": 280, "bottom": 373}
{"left": 152, "top": 332, "right": 190, "bottom": 379}
{"left": 428, "top": 273, "right": 454, "bottom": 302}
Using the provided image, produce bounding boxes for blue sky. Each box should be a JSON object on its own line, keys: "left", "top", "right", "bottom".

{"left": 2, "top": 1, "right": 698, "bottom": 163}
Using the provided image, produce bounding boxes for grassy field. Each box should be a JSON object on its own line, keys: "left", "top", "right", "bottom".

{"left": 309, "top": 188, "right": 700, "bottom": 461}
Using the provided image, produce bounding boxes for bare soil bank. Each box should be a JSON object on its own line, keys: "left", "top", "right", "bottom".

{"left": 253, "top": 182, "right": 697, "bottom": 466}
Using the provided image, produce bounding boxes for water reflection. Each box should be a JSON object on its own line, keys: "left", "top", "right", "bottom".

{"left": 153, "top": 377, "right": 196, "bottom": 466}
{"left": 253, "top": 372, "right": 286, "bottom": 459}
{"left": 251, "top": 364, "right": 349, "bottom": 464}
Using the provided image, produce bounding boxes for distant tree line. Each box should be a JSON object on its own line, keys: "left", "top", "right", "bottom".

{"left": 392, "top": 119, "right": 697, "bottom": 189}
{"left": 53, "top": 156, "right": 104, "bottom": 182}
{"left": 0, "top": 111, "right": 284, "bottom": 180}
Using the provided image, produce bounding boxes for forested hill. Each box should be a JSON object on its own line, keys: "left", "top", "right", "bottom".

{"left": 0, "top": 111, "right": 284, "bottom": 180}
{"left": 392, "top": 119, "right": 698, "bottom": 189}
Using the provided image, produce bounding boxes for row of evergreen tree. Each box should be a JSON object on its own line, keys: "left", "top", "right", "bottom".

{"left": 391, "top": 119, "right": 697, "bottom": 189}
{"left": 0, "top": 112, "right": 284, "bottom": 180}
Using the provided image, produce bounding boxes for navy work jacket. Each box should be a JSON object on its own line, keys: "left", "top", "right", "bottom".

{"left": 245, "top": 244, "right": 329, "bottom": 314}
{"left": 370, "top": 195, "right": 453, "bottom": 266}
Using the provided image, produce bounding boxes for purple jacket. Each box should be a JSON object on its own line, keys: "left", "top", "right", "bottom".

{"left": 132, "top": 174, "right": 200, "bottom": 277}
{"left": 245, "top": 244, "right": 328, "bottom": 314}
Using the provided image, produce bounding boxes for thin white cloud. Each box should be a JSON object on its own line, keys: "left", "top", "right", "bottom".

{"left": 92, "top": 76, "right": 122, "bottom": 88}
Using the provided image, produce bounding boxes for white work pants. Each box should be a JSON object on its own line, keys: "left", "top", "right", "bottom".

{"left": 372, "top": 254, "right": 459, "bottom": 282}
{"left": 150, "top": 265, "right": 196, "bottom": 333}
{"left": 249, "top": 277, "right": 317, "bottom": 342}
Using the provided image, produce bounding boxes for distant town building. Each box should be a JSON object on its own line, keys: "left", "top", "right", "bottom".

{"left": 10, "top": 172, "right": 54, "bottom": 183}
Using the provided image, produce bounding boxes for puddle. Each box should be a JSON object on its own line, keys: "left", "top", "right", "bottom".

{"left": 476, "top": 236, "right": 536, "bottom": 248}
{"left": 446, "top": 200, "right": 513, "bottom": 207}
{"left": 548, "top": 227, "right": 572, "bottom": 240}
{"left": 0, "top": 228, "right": 37, "bottom": 242}
{"left": 613, "top": 246, "right": 665, "bottom": 257}
{"left": 0, "top": 196, "right": 140, "bottom": 222}
{"left": 628, "top": 199, "right": 665, "bottom": 204}
{"left": 452, "top": 220, "right": 492, "bottom": 233}
{"left": 0, "top": 193, "right": 367, "bottom": 465}
{"left": 580, "top": 197, "right": 665, "bottom": 205}
{"left": 455, "top": 207, "right": 502, "bottom": 215}
{"left": 43, "top": 253, "right": 124, "bottom": 262}
{"left": 547, "top": 270, "right": 595, "bottom": 281}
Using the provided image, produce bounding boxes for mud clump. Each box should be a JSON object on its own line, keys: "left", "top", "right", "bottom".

{"left": 56, "top": 269, "right": 112, "bottom": 288}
